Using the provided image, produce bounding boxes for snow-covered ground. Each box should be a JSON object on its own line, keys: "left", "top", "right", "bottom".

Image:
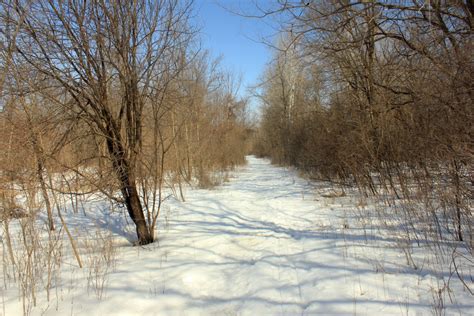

{"left": 2, "top": 156, "right": 473, "bottom": 315}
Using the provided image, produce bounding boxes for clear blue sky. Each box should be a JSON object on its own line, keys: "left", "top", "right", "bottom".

{"left": 195, "top": 0, "right": 277, "bottom": 109}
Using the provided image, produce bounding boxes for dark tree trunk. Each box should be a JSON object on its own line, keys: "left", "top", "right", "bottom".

{"left": 105, "top": 123, "right": 153, "bottom": 245}
{"left": 37, "top": 160, "right": 54, "bottom": 231}
{"left": 31, "top": 135, "right": 55, "bottom": 231}
{"left": 121, "top": 177, "right": 154, "bottom": 245}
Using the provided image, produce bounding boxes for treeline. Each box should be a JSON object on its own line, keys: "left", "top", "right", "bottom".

{"left": 254, "top": 1, "right": 472, "bottom": 248}
{"left": 0, "top": 0, "right": 250, "bottom": 244}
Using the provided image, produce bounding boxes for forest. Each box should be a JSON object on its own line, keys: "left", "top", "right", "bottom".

{"left": 254, "top": 0, "right": 472, "bottom": 266}
{"left": 0, "top": 1, "right": 472, "bottom": 315}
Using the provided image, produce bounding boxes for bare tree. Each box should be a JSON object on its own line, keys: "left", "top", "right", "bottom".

{"left": 1, "top": 0, "right": 195, "bottom": 244}
{"left": 254, "top": 0, "right": 473, "bottom": 265}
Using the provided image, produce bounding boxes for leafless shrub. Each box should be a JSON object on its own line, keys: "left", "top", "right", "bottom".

{"left": 82, "top": 229, "right": 117, "bottom": 300}
{"left": 253, "top": 0, "right": 473, "bottom": 298}
{"left": 2, "top": 210, "right": 64, "bottom": 316}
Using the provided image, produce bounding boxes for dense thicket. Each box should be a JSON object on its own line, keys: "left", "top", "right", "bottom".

{"left": 254, "top": 1, "right": 472, "bottom": 250}
{"left": 0, "top": 0, "right": 249, "bottom": 244}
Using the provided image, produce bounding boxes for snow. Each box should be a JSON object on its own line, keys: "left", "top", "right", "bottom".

{"left": 2, "top": 156, "right": 473, "bottom": 315}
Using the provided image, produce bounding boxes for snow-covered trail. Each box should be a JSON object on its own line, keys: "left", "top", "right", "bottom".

{"left": 86, "top": 156, "right": 463, "bottom": 315}
{"left": 153, "top": 156, "right": 345, "bottom": 314}
{"left": 4, "top": 156, "right": 472, "bottom": 315}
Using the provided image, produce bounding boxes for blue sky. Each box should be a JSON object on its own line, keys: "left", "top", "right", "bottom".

{"left": 195, "top": 0, "right": 277, "bottom": 109}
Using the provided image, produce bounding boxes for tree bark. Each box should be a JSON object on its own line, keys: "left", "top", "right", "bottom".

{"left": 30, "top": 134, "right": 55, "bottom": 231}
{"left": 36, "top": 159, "right": 54, "bottom": 231}
{"left": 121, "top": 178, "right": 153, "bottom": 245}
{"left": 105, "top": 126, "right": 153, "bottom": 245}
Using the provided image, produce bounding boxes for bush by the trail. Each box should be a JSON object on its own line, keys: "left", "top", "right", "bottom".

{"left": 1, "top": 207, "right": 29, "bottom": 221}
